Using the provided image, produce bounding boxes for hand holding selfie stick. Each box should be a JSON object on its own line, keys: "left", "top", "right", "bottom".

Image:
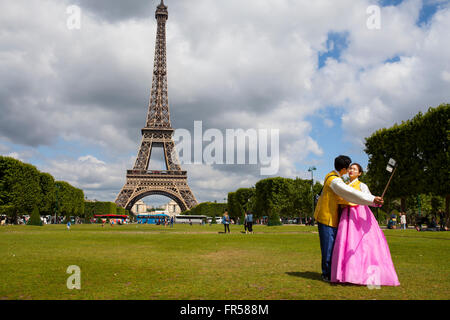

{"left": 382, "top": 158, "right": 397, "bottom": 198}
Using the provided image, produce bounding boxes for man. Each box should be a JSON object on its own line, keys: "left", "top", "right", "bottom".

{"left": 245, "top": 211, "right": 254, "bottom": 234}
{"left": 314, "top": 155, "right": 384, "bottom": 282}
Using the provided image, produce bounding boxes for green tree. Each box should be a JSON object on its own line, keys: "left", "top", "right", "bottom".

{"left": 0, "top": 158, "right": 41, "bottom": 218}
{"left": 365, "top": 104, "right": 449, "bottom": 219}
{"left": 39, "top": 172, "right": 55, "bottom": 215}
{"left": 55, "top": 181, "right": 85, "bottom": 218}
{"left": 255, "top": 178, "right": 292, "bottom": 225}
{"left": 27, "top": 207, "right": 43, "bottom": 226}
{"left": 287, "top": 178, "right": 321, "bottom": 220}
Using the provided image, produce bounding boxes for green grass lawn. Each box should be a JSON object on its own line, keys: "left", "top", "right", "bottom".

{"left": 0, "top": 224, "right": 449, "bottom": 300}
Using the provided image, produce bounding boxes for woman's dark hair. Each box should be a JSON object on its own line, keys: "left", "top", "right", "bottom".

{"left": 334, "top": 155, "right": 352, "bottom": 171}
{"left": 351, "top": 163, "right": 364, "bottom": 174}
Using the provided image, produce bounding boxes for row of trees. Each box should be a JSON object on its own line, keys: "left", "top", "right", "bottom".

{"left": 0, "top": 156, "right": 130, "bottom": 223}
{"left": 365, "top": 104, "right": 449, "bottom": 224}
{"left": 0, "top": 156, "right": 84, "bottom": 220}
{"left": 228, "top": 177, "right": 322, "bottom": 226}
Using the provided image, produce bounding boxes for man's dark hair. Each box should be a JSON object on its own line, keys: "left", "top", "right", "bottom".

{"left": 334, "top": 155, "right": 352, "bottom": 171}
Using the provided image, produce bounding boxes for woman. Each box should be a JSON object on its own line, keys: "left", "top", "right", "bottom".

{"left": 223, "top": 211, "right": 230, "bottom": 233}
{"left": 331, "top": 163, "right": 400, "bottom": 286}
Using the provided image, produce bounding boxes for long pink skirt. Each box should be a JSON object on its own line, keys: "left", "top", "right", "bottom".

{"left": 331, "top": 205, "right": 400, "bottom": 286}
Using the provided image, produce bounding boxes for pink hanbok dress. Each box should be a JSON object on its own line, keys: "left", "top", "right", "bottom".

{"left": 330, "top": 179, "right": 400, "bottom": 286}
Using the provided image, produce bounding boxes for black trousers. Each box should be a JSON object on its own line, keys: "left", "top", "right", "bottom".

{"left": 224, "top": 224, "right": 230, "bottom": 233}
{"left": 247, "top": 222, "right": 253, "bottom": 232}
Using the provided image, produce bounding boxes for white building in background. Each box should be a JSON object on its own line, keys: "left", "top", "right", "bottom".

{"left": 132, "top": 200, "right": 149, "bottom": 215}
{"left": 163, "top": 200, "right": 181, "bottom": 217}
{"left": 131, "top": 199, "right": 180, "bottom": 217}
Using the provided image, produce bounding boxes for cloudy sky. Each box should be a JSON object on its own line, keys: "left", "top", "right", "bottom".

{"left": 1, "top": 0, "right": 449, "bottom": 206}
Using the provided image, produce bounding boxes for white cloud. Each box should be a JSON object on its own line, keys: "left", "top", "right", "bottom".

{"left": 40, "top": 155, "right": 134, "bottom": 201}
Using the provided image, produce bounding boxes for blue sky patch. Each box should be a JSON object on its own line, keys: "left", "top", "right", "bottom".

{"left": 300, "top": 107, "right": 369, "bottom": 182}
{"left": 379, "top": 0, "right": 404, "bottom": 7}
{"left": 417, "top": 1, "right": 443, "bottom": 26}
{"left": 384, "top": 55, "right": 401, "bottom": 64}
{"left": 318, "top": 31, "right": 350, "bottom": 69}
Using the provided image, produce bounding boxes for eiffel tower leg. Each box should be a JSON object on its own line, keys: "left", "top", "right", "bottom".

{"left": 164, "top": 140, "right": 181, "bottom": 171}
{"left": 179, "top": 188, "right": 198, "bottom": 210}
{"left": 134, "top": 137, "right": 153, "bottom": 170}
{"left": 115, "top": 185, "right": 134, "bottom": 208}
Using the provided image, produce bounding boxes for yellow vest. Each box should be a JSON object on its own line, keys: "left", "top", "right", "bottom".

{"left": 347, "top": 179, "right": 362, "bottom": 207}
{"left": 313, "top": 171, "right": 350, "bottom": 228}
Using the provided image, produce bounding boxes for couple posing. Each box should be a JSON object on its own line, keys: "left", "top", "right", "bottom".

{"left": 314, "top": 155, "right": 400, "bottom": 286}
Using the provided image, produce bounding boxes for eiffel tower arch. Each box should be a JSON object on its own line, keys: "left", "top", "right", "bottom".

{"left": 115, "top": 0, "right": 198, "bottom": 213}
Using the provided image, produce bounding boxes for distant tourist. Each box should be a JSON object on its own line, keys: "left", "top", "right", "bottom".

{"left": 67, "top": 221, "right": 71, "bottom": 230}
{"left": 170, "top": 216, "right": 174, "bottom": 228}
{"left": 222, "top": 211, "right": 230, "bottom": 233}
{"left": 245, "top": 211, "right": 253, "bottom": 234}
{"left": 400, "top": 213, "right": 407, "bottom": 230}
{"left": 243, "top": 213, "right": 248, "bottom": 233}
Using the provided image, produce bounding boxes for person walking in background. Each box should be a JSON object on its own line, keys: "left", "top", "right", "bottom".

{"left": 170, "top": 216, "right": 174, "bottom": 228}
{"left": 400, "top": 213, "right": 407, "bottom": 230}
{"left": 67, "top": 221, "right": 71, "bottom": 230}
{"left": 243, "top": 213, "right": 248, "bottom": 233}
{"left": 223, "top": 211, "right": 231, "bottom": 233}
{"left": 245, "top": 211, "right": 253, "bottom": 234}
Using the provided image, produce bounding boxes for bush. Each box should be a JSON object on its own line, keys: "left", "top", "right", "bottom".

{"left": 268, "top": 211, "right": 282, "bottom": 226}
{"left": 27, "top": 207, "right": 43, "bottom": 226}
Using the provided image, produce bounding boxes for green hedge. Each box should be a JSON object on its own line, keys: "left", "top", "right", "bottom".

{"left": 116, "top": 206, "right": 126, "bottom": 215}
{"left": 84, "top": 201, "right": 130, "bottom": 220}
{"left": 182, "top": 202, "right": 227, "bottom": 219}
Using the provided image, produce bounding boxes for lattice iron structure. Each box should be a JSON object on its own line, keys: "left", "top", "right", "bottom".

{"left": 115, "top": 0, "right": 198, "bottom": 213}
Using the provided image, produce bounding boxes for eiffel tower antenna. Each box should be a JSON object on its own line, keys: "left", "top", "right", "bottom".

{"left": 116, "top": 1, "right": 198, "bottom": 213}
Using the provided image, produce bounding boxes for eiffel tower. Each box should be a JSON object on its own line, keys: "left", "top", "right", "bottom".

{"left": 115, "top": 0, "right": 198, "bottom": 213}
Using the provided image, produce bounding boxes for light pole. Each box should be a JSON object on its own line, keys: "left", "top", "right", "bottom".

{"left": 308, "top": 166, "right": 317, "bottom": 218}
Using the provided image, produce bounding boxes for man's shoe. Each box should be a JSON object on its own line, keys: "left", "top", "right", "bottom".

{"left": 321, "top": 275, "right": 330, "bottom": 283}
